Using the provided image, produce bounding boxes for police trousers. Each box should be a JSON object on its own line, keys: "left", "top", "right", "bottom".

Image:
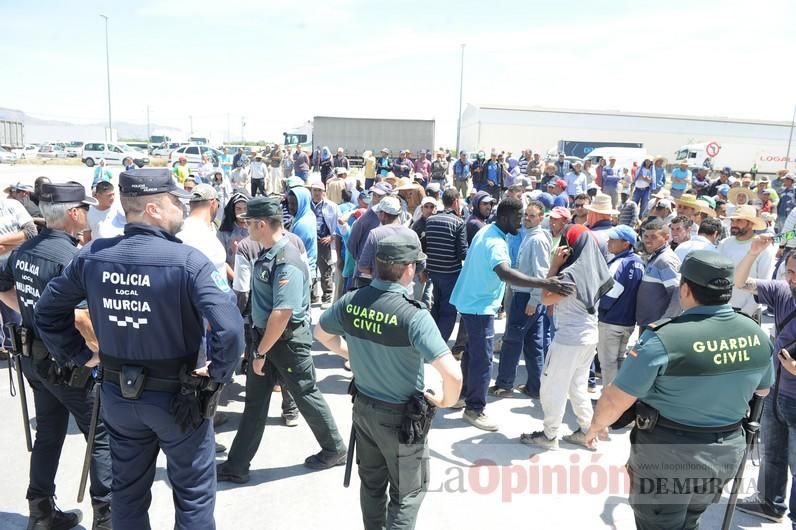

{"left": 102, "top": 380, "right": 217, "bottom": 530}
{"left": 225, "top": 326, "right": 345, "bottom": 473}
{"left": 353, "top": 397, "right": 428, "bottom": 530}
{"left": 627, "top": 425, "right": 745, "bottom": 530}
{"left": 21, "top": 356, "right": 112, "bottom": 504}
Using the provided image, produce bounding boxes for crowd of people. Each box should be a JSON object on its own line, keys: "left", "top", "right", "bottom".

{"left": 1, "top": 143, "right": 794, "bottom": 529}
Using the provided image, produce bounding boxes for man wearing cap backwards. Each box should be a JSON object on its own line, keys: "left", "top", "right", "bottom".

{"left": 449, "top": 197, "right": 576, "bottom": 431}
{"left": 596, "top": 225, "right": 645, "bottom": 386}
{"left": 218, "top": 196, "right": 347, "bottom": 484}
{"left": 357, "top": 196, "right": 424, "bottom": 282}
{"left": 315, "top": 233, "right": 462, "bottom": 530}
{"left": 718, "top": 205, "right": 776, "bottom": 318}
{"left": 585, "top": 250, "right": 774, "bottom": 530}
{"left": 670, "top": 160, "right": 691, "bottom": 199}
{"left": 177, "top": 184, "right": 229, "bottom": 278}
{"left": 0, "top": 183, "right": 112, "bottom": 530}
{"left": 347, "top": 182, "right": 393, "bottom": 287}
{"left": 6, "top": 182, "right": 42, "bottom": 219}
{"left": 34, "top": 169, "right": 245, "bottom": 530}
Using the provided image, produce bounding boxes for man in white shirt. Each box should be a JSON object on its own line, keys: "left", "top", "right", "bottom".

{"left": 674, "top": 218, "right": 721, "bottom": 263}
{"left": 85, "top": 181, "right": 126, "bottom": 242}
{"left": 176, "top": 184, "right": 230, "bottom": 279}
{"left": 0, "top": 196, "right": 37, "bottom": 349}
{"left": 249, "top": 153, "right": 267, "bottom": 197}
{"left": 718, "top": 205, "right": 775, "bottom": 317}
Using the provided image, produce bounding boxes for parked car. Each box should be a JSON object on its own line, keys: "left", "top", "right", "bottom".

{"left": 37, "top": 144, "right": 67, "bottom": 159}
{"left": 81, "top": 142, "right": 149, "bottom": 167}
{"left": 65, "top": 141, "right": 84, "bottom": 158}
{"left": 168, "top": 144, "right": 222, "bottom": 168}
{"left": 151, "top": 142, "right": 181, "bottom": 157}
{"left": 0, "top": 146, "right": 17, "bottom": 164}
{"left": 13, "top": 144, "right": 39, "bottom": 159}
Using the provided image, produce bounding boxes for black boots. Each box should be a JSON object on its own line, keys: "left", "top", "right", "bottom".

{"left": 27, "top": 497, "right": 81, "bottom": 530}
{"left": 91, "top": 501, "right": 113, "bottom": 530}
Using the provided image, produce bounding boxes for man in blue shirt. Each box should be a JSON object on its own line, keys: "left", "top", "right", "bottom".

{"left": 449, "top": 197, "right": 575, "bottom": 431}
{"left": 453, "top": 150, "right": 471, "bottom": 199}
{"left": 597, "top": 226, "right": 645, "bottom": 386}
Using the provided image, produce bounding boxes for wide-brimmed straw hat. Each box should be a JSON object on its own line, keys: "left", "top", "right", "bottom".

{"left": 584, "top": 193, "right": 619, "bottom": 215}
{"left": 729, "top": 205, "right": 766, "bottom": 231}
{"left": 728, "top": 186, "right": 753, "bottom": 205}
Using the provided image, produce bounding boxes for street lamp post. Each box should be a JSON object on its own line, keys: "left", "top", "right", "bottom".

{"left": 100, "top": 14, "right": 112, "bottom": 141}
{"left": 786, "top": 104, "right": 796, "bottom": 171}
{"left": 455, "top": 43, "right": 465, "bottom": 155}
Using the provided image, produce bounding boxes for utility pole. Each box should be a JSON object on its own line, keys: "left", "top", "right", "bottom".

{"left": 100, "top": 14, "right": 112, "bottom": 141}
{"left": 241, "top": 116, "right": 246, "bottom": 144}
{"left": 189, "top": 115, "right": 193, "bottom": 136}
{"left": 786, "top": 104, "right": 796, "bottom": 170}
{"left": 455, "top": 43, "right": 466, "bottom": 155}
{"left": 146, "top": 105, "right": 151, "bottom": 142}
{"left": 226, "top": 113, "right": 230, "bottom": 143}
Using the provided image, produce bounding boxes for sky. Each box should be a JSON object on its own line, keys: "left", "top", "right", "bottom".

{"left": 2, "top": 0, "right": 795, "bottom": 145}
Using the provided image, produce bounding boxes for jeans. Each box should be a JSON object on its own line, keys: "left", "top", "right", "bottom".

{"left": 596, "top": 322, "right": 634, "bottom": 386}
{"left": 494, "top": 293, "right": 549, "bottom": 395}
{"left": 756, "top": 390, "right": 792, "bottom": 518}
{"left": 777, "top": 393, "right": 796, "bottom": 523}
{"left": 250, "top": 178, "right": 266, "bottom": 197}
{"left": 429, "top": 271, "right": 459, "bottom": 343}
{"left": 633, "top": 186, "right": 651, "bottom": 216}
{"left": 460, "top": 314, "right": 495, "bottom": 414}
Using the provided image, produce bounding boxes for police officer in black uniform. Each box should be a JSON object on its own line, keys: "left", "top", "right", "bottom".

{"left": 0, "top": 182, "right": 113, "bottom": 530}
{"left": 34, "top": 169, "right": 245, "bottom": 530}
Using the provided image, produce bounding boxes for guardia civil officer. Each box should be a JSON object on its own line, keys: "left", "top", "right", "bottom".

{"left": 584, "top": 251, "right": 774, "bottom": 530}
{"left": 315, "top": 233, "right": 463, "bottom": 530}
{"left": 34, "top": 169, "right": 245, "bottom": 530}
{"left": 0, "top": 183, "right": 112, "bottom": 530}
{"left": 217, "top": 196, "right": 346, "bottom": 484}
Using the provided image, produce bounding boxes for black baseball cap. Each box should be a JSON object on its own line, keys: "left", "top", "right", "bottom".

{"left": 376, "top": 233, "right": 426, "bottom": 264}
{"left": 38, "top": 182, "right": 98, "bottom": 205}
{"left": 239, "top": 196, "right": 282, "bottom": 220}
{"left": 119, "top": 168, "right": 192, "bottom": 199}
{"left": 681, "top": 250, "right": 734, "bottom": 291}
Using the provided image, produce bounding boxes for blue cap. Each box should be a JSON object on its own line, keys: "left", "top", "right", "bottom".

{"left": 119, "top": 168, "right": 192, "bottom": 199}
{"left": 606, "top": 225, "right": 637, "bottom": 245}
{"left": 536, "top": 192, "right": 554, "bottom": 211}
{"left": 717, "top": 184, "right": 730, "bottom": 196}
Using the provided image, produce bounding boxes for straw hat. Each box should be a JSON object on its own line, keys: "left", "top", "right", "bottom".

{"left": 584, "top": 193, "right": 619, "bottom": 215}
{"left": 674, "top": 193, "right": 700, "bottom": 210}
{"left": 694, "top": 199, "right": 716, "bottom": 218}
{"left": 651, "top": 188, "right": 671, "bottom": 200}
{"left": 729, "top": 205, "right": 766, "bottom": 231}
{"left": 728, "top": 186, "right": 753, "bottom": 205}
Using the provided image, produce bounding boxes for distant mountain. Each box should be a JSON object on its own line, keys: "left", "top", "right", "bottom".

{"left": 0, "top": 107, "right": 183, "bottom": 142}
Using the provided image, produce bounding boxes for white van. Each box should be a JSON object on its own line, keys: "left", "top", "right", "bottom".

{"left": 82, "top": 142, "right": 150, "bottom": 168}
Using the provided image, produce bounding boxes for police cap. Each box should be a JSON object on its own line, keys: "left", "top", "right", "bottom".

{"left": 376, "top": 233, "right": 427, "bottom": 264}
{"left": 119, "top": 168, "right": 192, "bottom": 199}
{"left": 39, "top": 182, "right": 98, "bottom": 206}
{"left": 681, "top": 250, "right": 734, "bottom": 291}
{"left": 239, "top": 196, "right": 282, "bottom": 220}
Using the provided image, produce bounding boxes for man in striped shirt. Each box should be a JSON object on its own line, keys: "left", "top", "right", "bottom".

{"left": 425, "top": 188, "right": 468, "bottom": 342}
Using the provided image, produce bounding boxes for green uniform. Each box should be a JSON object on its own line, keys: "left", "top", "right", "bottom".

{"left": 224, "top": 233, "right": 345, "bottom": 475}
{"left": 614, "top": 304, "right": 774, "bottom": 530}
{"left": 319, "top": 278, "right": 449, "bottom": 530}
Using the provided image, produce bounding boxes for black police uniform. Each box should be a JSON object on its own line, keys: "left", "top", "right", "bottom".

{"left": 0, "top": 182, "right": 112, "bottom": 530}
{"left": 34, "top": 169, "right": 245, "bottom": 530}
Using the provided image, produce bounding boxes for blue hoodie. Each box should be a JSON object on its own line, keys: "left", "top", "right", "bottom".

{"left": 289, "top": 186, "right": 318, "bottom": 277}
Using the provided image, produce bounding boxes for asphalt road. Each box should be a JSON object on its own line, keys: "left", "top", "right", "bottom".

{"left": 0, "top": 163, "right": 789, "bottom": 529}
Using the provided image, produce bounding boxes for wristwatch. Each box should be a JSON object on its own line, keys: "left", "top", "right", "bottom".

{"left": 253, "top": 351, "right": 267, "bottom": 360}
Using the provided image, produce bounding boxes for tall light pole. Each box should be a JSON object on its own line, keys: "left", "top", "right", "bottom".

{"left": 100, "top": 15, "right": 112, "bottom": 141}
{"left": 786, "top": 104, "right": 796, "bottom": 170}
{"left": 455, "top": 43, "right": 466, "bottom": 155}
